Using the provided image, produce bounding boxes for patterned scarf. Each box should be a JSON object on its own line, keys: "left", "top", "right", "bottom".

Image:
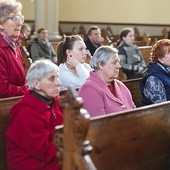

{"left": 0, "top": 31, "right": 17, "bottom": 51}
{"left": 34, "top": 38, "right": 51, "bottom": 55}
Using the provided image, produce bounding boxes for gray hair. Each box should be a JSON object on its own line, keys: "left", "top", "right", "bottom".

{"left": 0, "top": 0, "right": 22, "bottom": 23}
{"left": 26, "top": 60, "right": 59, "bottom": 90}
{"left": 90, "top": 46, "right": 118, "bottom": 69}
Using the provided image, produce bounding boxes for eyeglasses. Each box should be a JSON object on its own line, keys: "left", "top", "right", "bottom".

{"left": 5, "top": 15, "right": 24, "bottom": 24}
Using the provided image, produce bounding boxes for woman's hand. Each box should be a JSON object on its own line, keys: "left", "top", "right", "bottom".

{"left": 67, "top": 55, "right": 80, "bottom": 69}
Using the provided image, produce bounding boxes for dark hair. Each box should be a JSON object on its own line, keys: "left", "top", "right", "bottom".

{"left": 37, "top": 27, "right": 47, "bottom": 34}
{"left": 167, "top": 30, "right": 170, "bottom": 39}
{"left": 87, "top": 26, "right": 100, "bottom": 35}
{"left": 57, "top": 35, "right": 83, "bottom": 65}
{"left": 116, "top": 28, "right": 133, "bottom": 47}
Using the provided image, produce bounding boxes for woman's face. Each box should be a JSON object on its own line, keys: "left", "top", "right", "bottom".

{"left": 158, "top": 51, "right": 170, "bottom": 67}
{"left": 123, "top": 31, "right": 135, "bottom": 44}
{"left": 34, "top": 72, "right": 61, "bottom": 99}
{"left": 99, "top": 54, "right": 121, "bottom": 84}
{"left": 24, "top": 27, "right": 31, "bottom": 37}
{"left": 0, "top": 11, "right": 24, "bottom": 39}
{"left": 38, "top": 29, "right": 48, "bottom": 40}
{"left": 68, "top": 40, "right": 87, "bottom": 63}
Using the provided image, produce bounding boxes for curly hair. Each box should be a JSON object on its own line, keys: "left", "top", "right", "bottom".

{"left": 0, "top": 0, "right": 22, "bottom": 23}
{"left": 151, "top": 39, "right": 170, "bottom": 62}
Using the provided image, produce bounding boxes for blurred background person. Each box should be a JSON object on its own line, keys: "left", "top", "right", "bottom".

{"left": 116, "top": 28, "right": 146, "bottom": 79}
{"left": 19, "top": 23, "right": 32, "bottom": 73}
{"left": 85, "top": 25, "right": 104, "bottom": 56}
{"left": 21, "top": 23, "right": 31, "bottom": 40}
{"left": 19, "top": 23, "right": 32, "bottom": 48}
{"left": 0, "top": 0, "right": 28, "bottom": 98}
{"left": 30, "top": 27, "right": 57, "bottom": 63}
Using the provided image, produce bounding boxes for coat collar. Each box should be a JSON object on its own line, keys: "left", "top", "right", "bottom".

{"left": 88, "top": 71, "right": 125, "bottom": 105}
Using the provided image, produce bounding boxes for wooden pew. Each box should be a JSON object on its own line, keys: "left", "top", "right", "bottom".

{"left": 138, "top": 46, "right": 152, "bottom": 64}
{"left": 55, "top": 88, "right": 170, "bottom": 170}
{"left": 0, "top": 77, "right": 143, "bottom": 170}
{"left": 122, "top": 78, "right": 142, "bottom": 107}
{"left": 59, "top": 78, "right": 142, "bottom": 107}
{"left": 0, "top": 96, "right": 22, "bottom": 170}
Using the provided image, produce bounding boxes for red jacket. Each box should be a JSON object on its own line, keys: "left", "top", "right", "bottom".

{"left": 5, "top": 91, "right": 63, "bottom": 170}
{"left": 0, "top": 34, "right": 27, "bottom": 98}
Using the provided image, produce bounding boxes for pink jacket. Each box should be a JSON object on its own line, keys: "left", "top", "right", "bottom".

{"left": 0, "top": 34, "right": 27, "bottom": 98}
{"left": 78, "top": 71, "right": 136, "bottom": 117}
{"left": 5, "top": 91, "right": 63, "bottom": 170}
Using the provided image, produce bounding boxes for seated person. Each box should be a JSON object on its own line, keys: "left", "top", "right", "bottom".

{"left": 140, "top": 39, "right": 170, "bottom": 106}
{"left": 19, "top": 23, "right": 32, "bottom": 53}
{"left": 5, "top": 60, "right": 63, "bottom": 170}
{"left": 19, "top": 23, "right": 33, "bottom": 72}
{"left": 30, "top": 27, "right": 57, "bottom": 63}
{"left": 116, "top": 28, "right": 146, "bottom": 79}
{"left": 0, "top": 0, "right": 28, "bottom": 98}
{"left": 20, "top": 23, "right": 32, "bottom": 44}
{"left": 57, "top": 35, "right": 92, "bottom": 91}
{"left": 78, "top": 46, "right": 136, "bottom": 117}
{"left": 85, "top": 25, "right": 104, "bottom": 56}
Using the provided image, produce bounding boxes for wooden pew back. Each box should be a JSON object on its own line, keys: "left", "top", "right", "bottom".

{"left": 59, "top": 78, "right": 142, "bottom": 107}
{"left": 0, "top": 96, "right": 22, "bottom": 170}
{"left": 88, "top": 101, "right": 170, "bottom": 170}
{"left": 56, "top": 89, "right": 97, "bottom": 170}
{"left": 122, "top": 78, "right": 142, "bottom": 107}
{"left": 55, "top": 89, "right": 170, "bottom": 170}
{"left": 138, "top": 46, "right": 152, "bottom": 64}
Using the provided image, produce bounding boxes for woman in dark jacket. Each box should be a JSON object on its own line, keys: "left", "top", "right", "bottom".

{"left": 116, "top": 28, "right": 146, "bottom": 79}
{"left": 140, "top": 39, "right": 170, "bottom": 106}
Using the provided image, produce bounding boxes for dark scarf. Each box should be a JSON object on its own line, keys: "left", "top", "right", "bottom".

{"left": 0, "top": 31, "right": 17, "bottom": 51}
{"left": 33, "top": 38, "right": 51, "bottom": 55}
{"left": 31, "top": 90, "right": 53, "bottom": 106}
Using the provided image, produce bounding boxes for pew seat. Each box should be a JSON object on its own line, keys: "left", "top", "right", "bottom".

{"left": 138, "top": 46, "right": 152, "bottom": 64}
{"left": 122, "top": 78, "right": 142, "bottom": 107}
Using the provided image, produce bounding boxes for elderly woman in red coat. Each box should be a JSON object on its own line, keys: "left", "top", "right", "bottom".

{"left": 0, "top": 0, "right": 27, "bottom": 98}
{"left": 6, "top": 60, "right": 63, "bottom": 170}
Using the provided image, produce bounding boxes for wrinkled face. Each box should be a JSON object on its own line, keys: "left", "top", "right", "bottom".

{"left": 34, "top": 72, "right": 61, "bottom": 99}
{"left": 123, "top": 31, "right": 135, "bottom": 44}
{"left": 38, "top": 29, "right": 48, "bottom": 40}
{"left": 158, "top": 51, "right": 170, "bottom": 67}
{"left": 99, "top": 54, "right": 121, "bottom": 84}
{"left": 89, "top": 29, "right": 102, "bottom": 44}
{"left": 67, "top": 40, "right": 87, "bottom": 63}
{"left": 0, "top": 11, "right": 24, "bottom": 39}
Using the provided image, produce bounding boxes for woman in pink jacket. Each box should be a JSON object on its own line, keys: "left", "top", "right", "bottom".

{"left": 78, "top": 46, "right": 136, "bottom": 117}
{"left": 6, "top": 60, "right": 63, "bottom": 170}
